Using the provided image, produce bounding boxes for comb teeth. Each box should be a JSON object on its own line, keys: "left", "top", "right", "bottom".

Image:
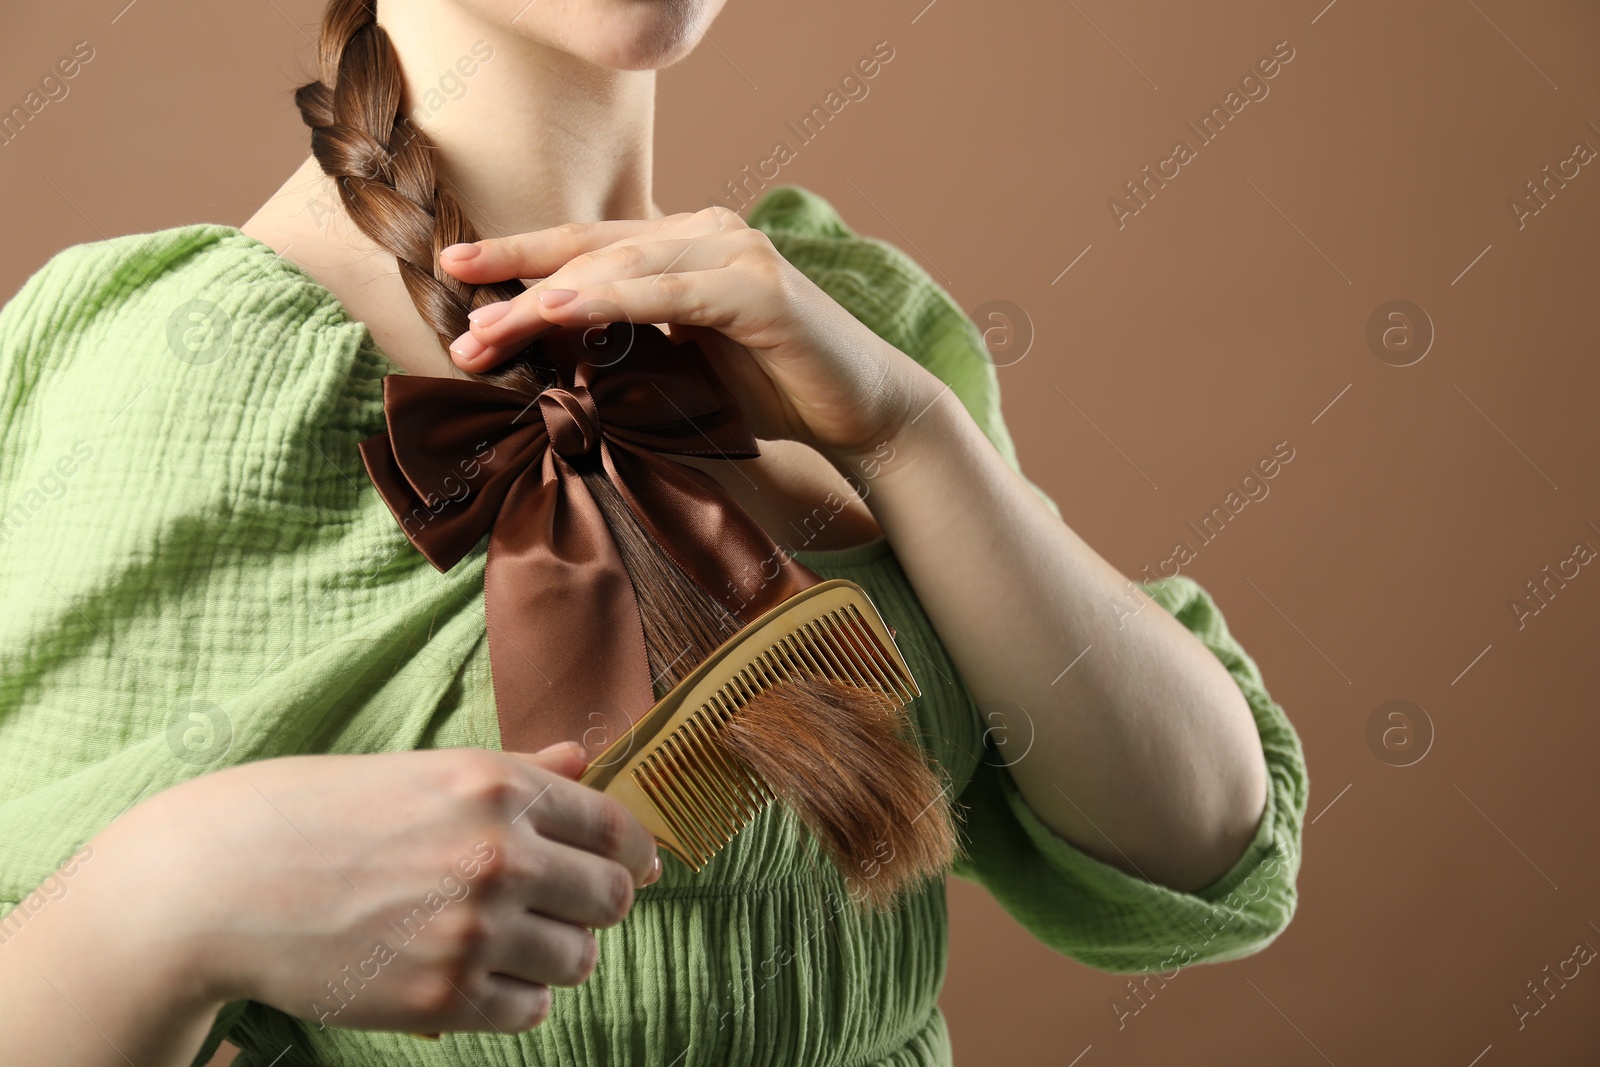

{"left": 577, "top": 579, "right": 922, "bottom": 873}
{"left": 632, "top": 702, "right": 774, "bottom": 869}
{"left": 625, "top": 603, "right": 918, "bottom": 870}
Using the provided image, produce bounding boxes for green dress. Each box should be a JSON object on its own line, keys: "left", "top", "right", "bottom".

{"left": 0, "top": 185, "right": 1308, "bottom": 1066}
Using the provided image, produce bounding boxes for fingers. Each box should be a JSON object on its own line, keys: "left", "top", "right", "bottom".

{"left": 529, "top": 269, "right": 775, "bottom": 342}
{"left": 443, "top": 210, "right": 767, "bottom": 372}
{"left": 402, "top": 914, "right": 599, "bottom": 1034}
{"left": 500, "top": 753, "right": 660, "bottom": 889}
{"left": 517, "top": 834, "right": 641, "bottom": 929}
{"left": 448, "top": 236, "right": 747, "bottom": 371}
{"left": 412, "top": 914, "right": 595, "bottom": 1034}
{"left": 419, "top": 972, "right": 554, "bottom": 1035}
{"left": 452, "top": 254, "right": 779, "bottom": 374}
{"left": 519, "top": 741, "right": 589, "bottom": 782}
{"left": 439, "top": 207, "right": 737, "bottom": 284}
{"left": 482, "top": 907, "right": 601, "bottom": 988}
{"left": 441, "top": 216, "right": 674, "bottom": 281}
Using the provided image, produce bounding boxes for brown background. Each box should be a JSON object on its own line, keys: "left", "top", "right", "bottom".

{"left": 4, "top": 0, "right": 1598, "bottom": 1063}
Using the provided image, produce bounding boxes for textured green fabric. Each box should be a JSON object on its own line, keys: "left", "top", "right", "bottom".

{"left": 0, "top": 184, "right": 1306, "bottom": 1066}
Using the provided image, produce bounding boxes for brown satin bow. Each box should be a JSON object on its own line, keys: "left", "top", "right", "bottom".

{"left": 357, "top": 322, "right": 822, "bottom": 756}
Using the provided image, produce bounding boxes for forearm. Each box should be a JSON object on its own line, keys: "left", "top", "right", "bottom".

{"left": 826, "top": 354, "right": 1268, "bottom": 893}
{"left": 0, "top": 829, "right": 225, "bottom": 1066}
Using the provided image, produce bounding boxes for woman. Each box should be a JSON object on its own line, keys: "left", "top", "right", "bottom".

{"left": 0, "top": 0, "right": 1307, "bottom": 1064}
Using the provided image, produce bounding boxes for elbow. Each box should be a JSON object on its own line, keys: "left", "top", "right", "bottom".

{"left": 1195, "top": 729, "right": 1273, "bottom": 888}
{"left": 1143, "top": 715, "right": 1272, "bottom": 895}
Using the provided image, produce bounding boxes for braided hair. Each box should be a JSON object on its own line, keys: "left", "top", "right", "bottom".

{"left": 292, "top": 0, "right": 960, "bottom": 910}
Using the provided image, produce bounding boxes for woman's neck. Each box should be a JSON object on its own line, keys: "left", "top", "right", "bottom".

{"left": 372, "top": 0, "right": 666, "bottom": 235}
{"left": 242, "top": 2, "right": 672, "bottom": 380}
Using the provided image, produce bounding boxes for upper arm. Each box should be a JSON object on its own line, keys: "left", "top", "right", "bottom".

{"left": 950, "top": 574, "right": 1308, "bottom": 972}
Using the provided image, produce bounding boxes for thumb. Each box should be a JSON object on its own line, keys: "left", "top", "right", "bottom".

{"left": 507, "top": 740, "right": 590, "bottom": 781}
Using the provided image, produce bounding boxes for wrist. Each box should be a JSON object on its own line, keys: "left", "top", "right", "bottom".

{"left": 817, "top": 350, "right": 950, "bottom": 480}
{"left": 0, "top": 806, "right": 237, "bottom": 1059}
{"left": 91, "top": 781, "right": 252, "bottom": 1010}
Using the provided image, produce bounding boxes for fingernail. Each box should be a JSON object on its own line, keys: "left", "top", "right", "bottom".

{"left": 541, "top": 740, "right": 586, "bottom": 757}
{"left": 450, "top": 334, "right": 486, "bottom": 361}
{"left": 468, "top": 302, "right": 510, "bottom": 328}
{"left": 441, "top": 243, "right": 480, "bottom": 260}
{"left": 643, "top": 852, "right": 663, "bottom": 886}
{"left": 537, "top": 288, "right": 577, "bottom": 308}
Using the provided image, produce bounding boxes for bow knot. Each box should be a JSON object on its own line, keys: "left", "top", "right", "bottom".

{"left": 538, "top": 386, "right": 601, "bottom": 458}
{"left": 358, "top": 322, "right": 822, "bottom": 756}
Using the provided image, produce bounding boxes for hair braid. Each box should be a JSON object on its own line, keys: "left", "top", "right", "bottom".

{"left": 292, "top": 0, "right": 961, "bottom": 910}
{"left": 293, "top": 0, "right": 543, "bottom": 392}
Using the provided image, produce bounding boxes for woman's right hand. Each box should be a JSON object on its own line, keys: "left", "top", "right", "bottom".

{"left": 91, "top": 743, "right": 661, "bottom": 1037}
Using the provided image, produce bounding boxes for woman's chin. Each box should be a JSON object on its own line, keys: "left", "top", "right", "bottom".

{"left": 581, "top": 0, "right": 718, "bottom": 70}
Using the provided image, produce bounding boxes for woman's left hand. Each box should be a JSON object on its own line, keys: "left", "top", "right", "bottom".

{"left": 438, "top": 206, "right": 937, "bottom": 463}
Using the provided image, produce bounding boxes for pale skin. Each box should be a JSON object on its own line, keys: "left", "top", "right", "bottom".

{"left": 1, "top": 0, "right": 1266, "bottom": 1062}
{"left": 0, "top": 745, "right": 660, "bottom": 1065}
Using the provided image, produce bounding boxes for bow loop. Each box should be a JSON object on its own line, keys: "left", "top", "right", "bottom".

{"left": 358, "top": 321, "right": 822, "bottom": 755}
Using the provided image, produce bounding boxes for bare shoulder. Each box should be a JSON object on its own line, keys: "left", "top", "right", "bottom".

{"left": 241, "top": 158, "right": 470, "bottom": 380}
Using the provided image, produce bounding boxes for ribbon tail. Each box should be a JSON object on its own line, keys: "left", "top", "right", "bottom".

{"left": 485, "top": 457, "right": 657, "bottom": 757}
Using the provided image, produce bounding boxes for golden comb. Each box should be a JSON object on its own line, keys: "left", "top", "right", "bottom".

{"left": 576, "top": 577, "right": 921, "bottom": 871}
